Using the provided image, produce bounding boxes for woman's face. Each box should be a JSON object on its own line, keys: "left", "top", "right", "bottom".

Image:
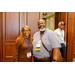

{"left": 22, "top": 27, "right": 30, "bottom": 39}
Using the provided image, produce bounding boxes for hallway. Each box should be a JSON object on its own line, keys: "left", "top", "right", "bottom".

{"left": 0, "top": 12, "right": 75, "bottom": 62}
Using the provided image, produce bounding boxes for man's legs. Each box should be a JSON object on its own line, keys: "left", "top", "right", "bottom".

{"left": 59, "top": 44, "right": 65, "bottom": 58}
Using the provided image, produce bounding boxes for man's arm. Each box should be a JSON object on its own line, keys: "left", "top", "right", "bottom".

{"left": 52, "top": 48, "right": 59, "bottom": 62}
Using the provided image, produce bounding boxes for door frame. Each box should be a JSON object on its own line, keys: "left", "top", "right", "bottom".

{"left": 42, "top": 12, "right": 68, "bottom": 61}
{"left": 66, "top": 12, "right": 69, "bottom": 62}
{"left": 66, "top": 12, "right": 75, "bottom": 62}
{"left": 0, "top": 12, "right": 3, "bottom": 62}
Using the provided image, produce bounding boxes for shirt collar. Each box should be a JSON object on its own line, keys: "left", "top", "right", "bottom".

{"left": 39, "top": 28, "right": 47, "bottom": 34}
{"left": 58, "top": 28, "right": 63, "bottom": 31}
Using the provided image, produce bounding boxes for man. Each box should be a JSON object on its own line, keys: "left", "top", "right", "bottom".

{"left": 54, "top": 21, "right": 65, "bottom": 58}
{"left": 32, "top": 19, "right": 61, "bottom": 62}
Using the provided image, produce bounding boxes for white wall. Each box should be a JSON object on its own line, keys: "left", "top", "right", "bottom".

{"left": 46, "top": 14, "right": 55, "bottom": 31}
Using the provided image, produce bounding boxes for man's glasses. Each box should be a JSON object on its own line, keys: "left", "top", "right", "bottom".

{"left": 38, "top": 23, "right": 45, "bottom": 25}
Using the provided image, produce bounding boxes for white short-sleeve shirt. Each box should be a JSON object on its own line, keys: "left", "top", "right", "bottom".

{"left": 54, "top": 28, "right": 64, "bottom": 43}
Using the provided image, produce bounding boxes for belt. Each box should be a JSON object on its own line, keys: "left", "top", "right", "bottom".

{"left": 61, "top": 43, "right": 64, "bottom": 44}
{"left": 34, "top": 56, "right": 50, "bottom": 60}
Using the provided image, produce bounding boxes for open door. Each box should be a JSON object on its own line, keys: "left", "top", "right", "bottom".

{"left": 42, "top": 12, "right": 67, "bottom": 61}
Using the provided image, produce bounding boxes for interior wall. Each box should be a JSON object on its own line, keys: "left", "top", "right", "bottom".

{"left": 45, "top": 14, "right": 55, "bottom": 31}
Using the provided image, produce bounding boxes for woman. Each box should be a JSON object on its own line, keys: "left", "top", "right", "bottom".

{"left": 13, "top": 25, "right": 32, "bottom": 62}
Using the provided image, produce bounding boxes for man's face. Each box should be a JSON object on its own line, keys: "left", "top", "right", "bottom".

{"left": 58, "top": 22, "right": 65, "bottom": 30}
{"left": 38, "top": 20, "right": 46, "bottom": 32}
{"left": 22, "top": 27, "right": 30, "bottom": 38}
{"left": 60, "top": 25, "right": 64, "bottom": 30}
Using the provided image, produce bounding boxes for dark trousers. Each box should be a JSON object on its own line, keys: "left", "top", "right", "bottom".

{"left": 59, "top": 43, "right": 65, "bottom": 58}
{"left": 34, "top": 57, "right": 51, "bottom": 62}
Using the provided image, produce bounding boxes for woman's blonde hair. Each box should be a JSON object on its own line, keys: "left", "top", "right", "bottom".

{"left": 18, "top": 25, "right": 32, "bottom": 44}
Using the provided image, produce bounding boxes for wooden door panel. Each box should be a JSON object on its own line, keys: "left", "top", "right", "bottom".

{"left": 72, "top": 13, "right": 75, "bottom": 60}
{"left": 69, "top": 12, "right": 73, "bottom": 19}
{"left": 60, "top": 12, "right": 66, "bottom": 22}
{"left": 67, "top": 16, "right": 73, "bottom": 61}
{"left": 39, "top": 12, "right": 42, "bottom": 19}
{"left": 6, "top": 12, "right": 20, "bottom": 41}
{"left": 2, "top": 12, "right": 24, "bottom": 62}
{"left": 28, "top": 12, "right": 39, "bottom": 35}
{"left": 5, "top": 58, "right": 13, "bottom": 62}
{"left": 5, "top": 44, "right": 14, "bottom": 56}
{"left": 67, "top": 12, "right": 75, "bottom": 61}
{"left": 67, "top": 32, "right": 73, "bottom": 61}
{"left": 67, "top": 45, "right": 72, "bottom": 61}
{"left": 5, "top": 44, "right": 14, "bottom": 62}
{"left": 73, "top": 19, "right": 75, "bottom": 54}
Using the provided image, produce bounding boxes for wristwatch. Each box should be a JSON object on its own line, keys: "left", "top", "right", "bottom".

{"left": 52, "top": 59, "right": 57, "bottom": 62}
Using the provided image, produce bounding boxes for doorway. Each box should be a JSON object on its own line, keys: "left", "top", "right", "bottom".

{"left": 42, "top": 12, "right": 55, "bottom": 31}
{"left": 42, "top": 12, "right": 67, "bottom": 61}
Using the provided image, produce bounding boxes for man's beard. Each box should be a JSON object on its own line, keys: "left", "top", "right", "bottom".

{"left": 39, "top": 28, "right": 46, "bottom": 32}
